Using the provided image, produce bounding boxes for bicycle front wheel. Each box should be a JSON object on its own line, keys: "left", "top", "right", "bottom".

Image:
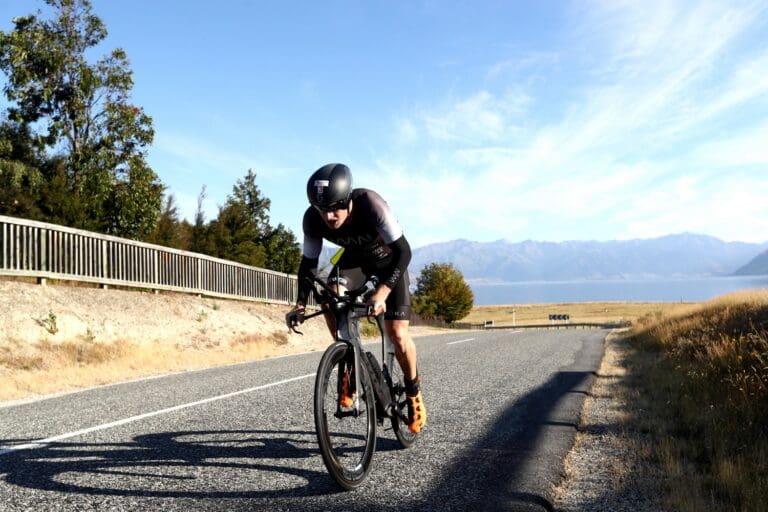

{"left": 314, "top": 342, "right": 377, "bottom": 490}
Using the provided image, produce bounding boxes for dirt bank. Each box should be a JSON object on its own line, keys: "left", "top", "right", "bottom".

{"left": 0, "top": 279, "right": 444, "bottom": 402}
{"left": 0, "top": 279, "right": 332, "bottom": 401}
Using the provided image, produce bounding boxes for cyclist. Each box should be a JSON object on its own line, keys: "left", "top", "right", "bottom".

{"left": 286, "top": 163, "right": 426, "bottom": 434}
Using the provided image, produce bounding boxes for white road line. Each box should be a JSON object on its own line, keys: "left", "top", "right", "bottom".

{"left": 446, "top": 330, "right": 524, "bottom": 346}
{"left": 0, "top": 373, "right": 315, "bottom": 457}
{"left": 447, "top": 338, "right": 475, "bottom": 345}
{"left": 0, "top": 348, "right": 322, "bottom": 410}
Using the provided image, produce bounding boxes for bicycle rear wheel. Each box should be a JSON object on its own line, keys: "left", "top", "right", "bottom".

{"left": 314, "top": 342, "right": 377, "bottom": 490}
{"left": 386, "top": 358, "right": 418, "bottom": 448}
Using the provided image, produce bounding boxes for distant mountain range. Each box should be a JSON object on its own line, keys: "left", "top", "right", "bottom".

{"left": 734, "top": 249, "right": 768, "bottom": 276}
{"left": 409, "top": 233, "right": 768, "bottom": 283}
{"left": 307, "top": 233, "right": 768, "bottom": 283}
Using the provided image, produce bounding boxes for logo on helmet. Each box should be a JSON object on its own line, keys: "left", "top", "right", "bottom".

{"left": 314, "top": 180, "right": 330, "bottom": 195}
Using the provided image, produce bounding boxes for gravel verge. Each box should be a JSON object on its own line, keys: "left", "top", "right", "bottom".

{"left": 553, "top": 331, "right": 666, "bottom": 512}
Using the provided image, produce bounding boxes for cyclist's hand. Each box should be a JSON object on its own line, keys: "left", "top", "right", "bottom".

{"left": 286, "top": 305, "right": 306, "bottom": 330}
{"left": 368, "top": 286, "right": 390, "bottom": 317}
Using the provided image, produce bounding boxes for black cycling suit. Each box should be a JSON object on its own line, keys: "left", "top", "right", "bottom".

{"left": 297, "top": 188, "right": 412, "bottom": 321}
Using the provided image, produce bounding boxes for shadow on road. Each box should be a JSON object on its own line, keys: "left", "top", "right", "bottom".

{"left": 1, "top": 428, "right": 354, "bottom": 499}
{"left": 417, "top": 371, "right": 596, "bottom": 512}
{"left": 415, "top": 335, "right": 604, "bottom": 512}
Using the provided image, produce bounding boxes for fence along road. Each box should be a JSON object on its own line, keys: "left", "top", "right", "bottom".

{"left": 0, "top": 214, "right": 300, "bottom": 305}
{"left": 1, "top": 214, "right": 628, "bottom": 331}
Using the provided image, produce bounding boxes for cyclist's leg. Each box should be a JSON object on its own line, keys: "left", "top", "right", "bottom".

{"left": 383, "top": 270, "right": 416, "bottom": 378}
{"left": 383, "top": 273, "right": 426, "bottom": 433}
{"left": 385, "top": 319, "right": 416, "bottom": 378}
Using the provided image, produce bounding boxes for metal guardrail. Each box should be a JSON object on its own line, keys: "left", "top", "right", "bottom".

{"left": 0, "top": 214, "right": 299, "bottom": 305}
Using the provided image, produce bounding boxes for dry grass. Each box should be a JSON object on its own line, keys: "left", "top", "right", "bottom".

{"left": 464, "top": 301, "right": 697, "bottom": 326}
{"left": 626, "top": 290, "right": 768, "bottom": 512}
{"left": 0, "top": 330, "right": 303, "bottom": 401}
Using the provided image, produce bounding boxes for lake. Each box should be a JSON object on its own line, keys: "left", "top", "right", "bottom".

{"left": 469, "top": 275, "right": 768, "bottom": 305}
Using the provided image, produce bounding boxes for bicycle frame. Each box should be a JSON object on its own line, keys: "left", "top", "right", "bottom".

{"left": 298, "top": 272, "right": 418, "bottom": 489}
{"left": 299, "top": 274, "right": 402, "bottom": 421}
{"left": 334, "top": 300, "right": 368, "bottom": 415}
{"left": 337, "top": 300, "right": 404, "bottom": 420}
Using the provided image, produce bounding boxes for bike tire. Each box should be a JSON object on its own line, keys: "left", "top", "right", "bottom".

{"left": 386, "top": 358, "right": 419, "bottom": 448}
{"left": 314, "top": 342, "right": 377, "bottom": 490}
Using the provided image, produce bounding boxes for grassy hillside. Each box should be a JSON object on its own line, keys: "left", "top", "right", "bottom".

{"left": 627, "top": 290, "right": 768, "bottom": 511}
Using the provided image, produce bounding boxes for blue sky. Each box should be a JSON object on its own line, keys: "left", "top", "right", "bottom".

{"left": 2, "top": 1, "right": 767, "bottom": 248}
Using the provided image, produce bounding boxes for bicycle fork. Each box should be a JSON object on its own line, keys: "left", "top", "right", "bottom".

{"left": 336, "top": 309, "right": 366, "bottom": 417}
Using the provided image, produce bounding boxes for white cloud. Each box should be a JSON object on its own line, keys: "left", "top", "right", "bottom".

{"left": 486, "top": 51, "right": 560, "bottom": 80}
{"left": 693, "top": 122, "right": 768, "bottom": 167}
{"left": 619, "top": 175, "right": 768, "bottom": 242}
{"left": 557, "top": 1, "right": 767, "bottom": 151}
{"left": 395, "top": 118, "right": 419, "bottom": 145}
{"left": 417, "top": 90, "right": 530, "bottom": 145}
{"left": 372, "top": 1, "right": 768, "bottom": 246}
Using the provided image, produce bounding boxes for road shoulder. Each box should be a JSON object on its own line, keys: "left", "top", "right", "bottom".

{"left": 553, "top": 331, "right": 665, "bottom": 511}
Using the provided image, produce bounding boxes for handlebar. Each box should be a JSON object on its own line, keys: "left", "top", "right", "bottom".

{"left": 289, "top": 274, "right": 380, "bottom": 334}
{"left": 308, "top": 273, "right": 379, "bottom": 305}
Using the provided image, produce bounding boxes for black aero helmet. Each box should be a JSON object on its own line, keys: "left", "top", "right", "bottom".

{"left": 306, "top": 163, "right": 353, "bottom": 211}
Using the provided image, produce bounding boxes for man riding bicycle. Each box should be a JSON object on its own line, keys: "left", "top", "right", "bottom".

{"left": 286, "top": 163, "right": 426, "bottom": 434}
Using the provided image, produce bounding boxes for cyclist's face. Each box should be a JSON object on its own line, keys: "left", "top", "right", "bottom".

{"left": 319, "top": 205, "right": 350, "bottom": 229}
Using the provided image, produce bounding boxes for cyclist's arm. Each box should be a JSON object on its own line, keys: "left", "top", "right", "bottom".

{"left": 367, "top": 235, "right": 410, "bottom": 316}
{"left": 297, "top": 230, "right": 323, "bottom": 306}
{"left": 379, "top": 235, "right": 411, "bottom": 290}
{"left": 365, "top": 190, "right": 410, "bottom": 290}
{"left": 296, "top": 256, "right": 319, "bottom": 306}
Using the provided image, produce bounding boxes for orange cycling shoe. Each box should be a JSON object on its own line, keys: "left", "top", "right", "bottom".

{"left": 406, "top": 391, "right": 427, "bottom": 433}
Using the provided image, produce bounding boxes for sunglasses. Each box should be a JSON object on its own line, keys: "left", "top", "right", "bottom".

{"left": 314, "top": 201, "right": 348, "bottom": 213}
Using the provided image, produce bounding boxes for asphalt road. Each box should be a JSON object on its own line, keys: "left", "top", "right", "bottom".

{"left": 0, "top": 329, "right": 606, "bottom": 512}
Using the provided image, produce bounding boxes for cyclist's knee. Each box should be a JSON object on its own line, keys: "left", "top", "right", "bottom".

{"left": 386, "top": 321, "right": 411, "bottom": 346}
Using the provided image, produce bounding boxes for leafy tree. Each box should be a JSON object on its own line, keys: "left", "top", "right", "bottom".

{"left": 189, "top": 186, "right": 212, "bottom": 254}
{"left": 147, "top": 194, "right": 185, "bottom": 248}
{"left": 0, "top": 119, "right": 44, "bottom": 218}
{"left": 208, "top": 200, "right": 267, "bottom": 268}
{"left": 413, "top": 262, "right": 474, "bottom": 323}
{"left": 231, "top": 169, "right": 271, "bottom": 235}
{"left": 207, "top": 171, "right": 268, "bottom": 266}
{"left": 0, "top": 0, "right": 162, "bottom": 238}
{"left": 262, "top": 223, "right": 301, "bottom": 273}
{"left": 205, "top": 170, "right": 300, "bottom": 272}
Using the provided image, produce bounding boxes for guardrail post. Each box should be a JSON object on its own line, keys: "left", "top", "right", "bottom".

{"left": 196, "top": 258, "right": 202, "bottom": 295}
{"left": 153, "top": 251, "right": 159, "bottom": 292}
{"left": 101, "top": 240, "right": 109, "bottom": 289}
{"left": 38, "top": 228, "right": 48, "bottom": 285}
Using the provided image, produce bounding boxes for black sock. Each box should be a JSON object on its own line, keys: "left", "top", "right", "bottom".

{"left": 405, "top": 374, "right": 421, "bottom": 396}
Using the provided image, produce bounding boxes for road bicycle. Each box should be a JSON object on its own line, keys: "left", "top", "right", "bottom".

{"left": 291, "top": 273, "right": 418, "bottom": 490}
